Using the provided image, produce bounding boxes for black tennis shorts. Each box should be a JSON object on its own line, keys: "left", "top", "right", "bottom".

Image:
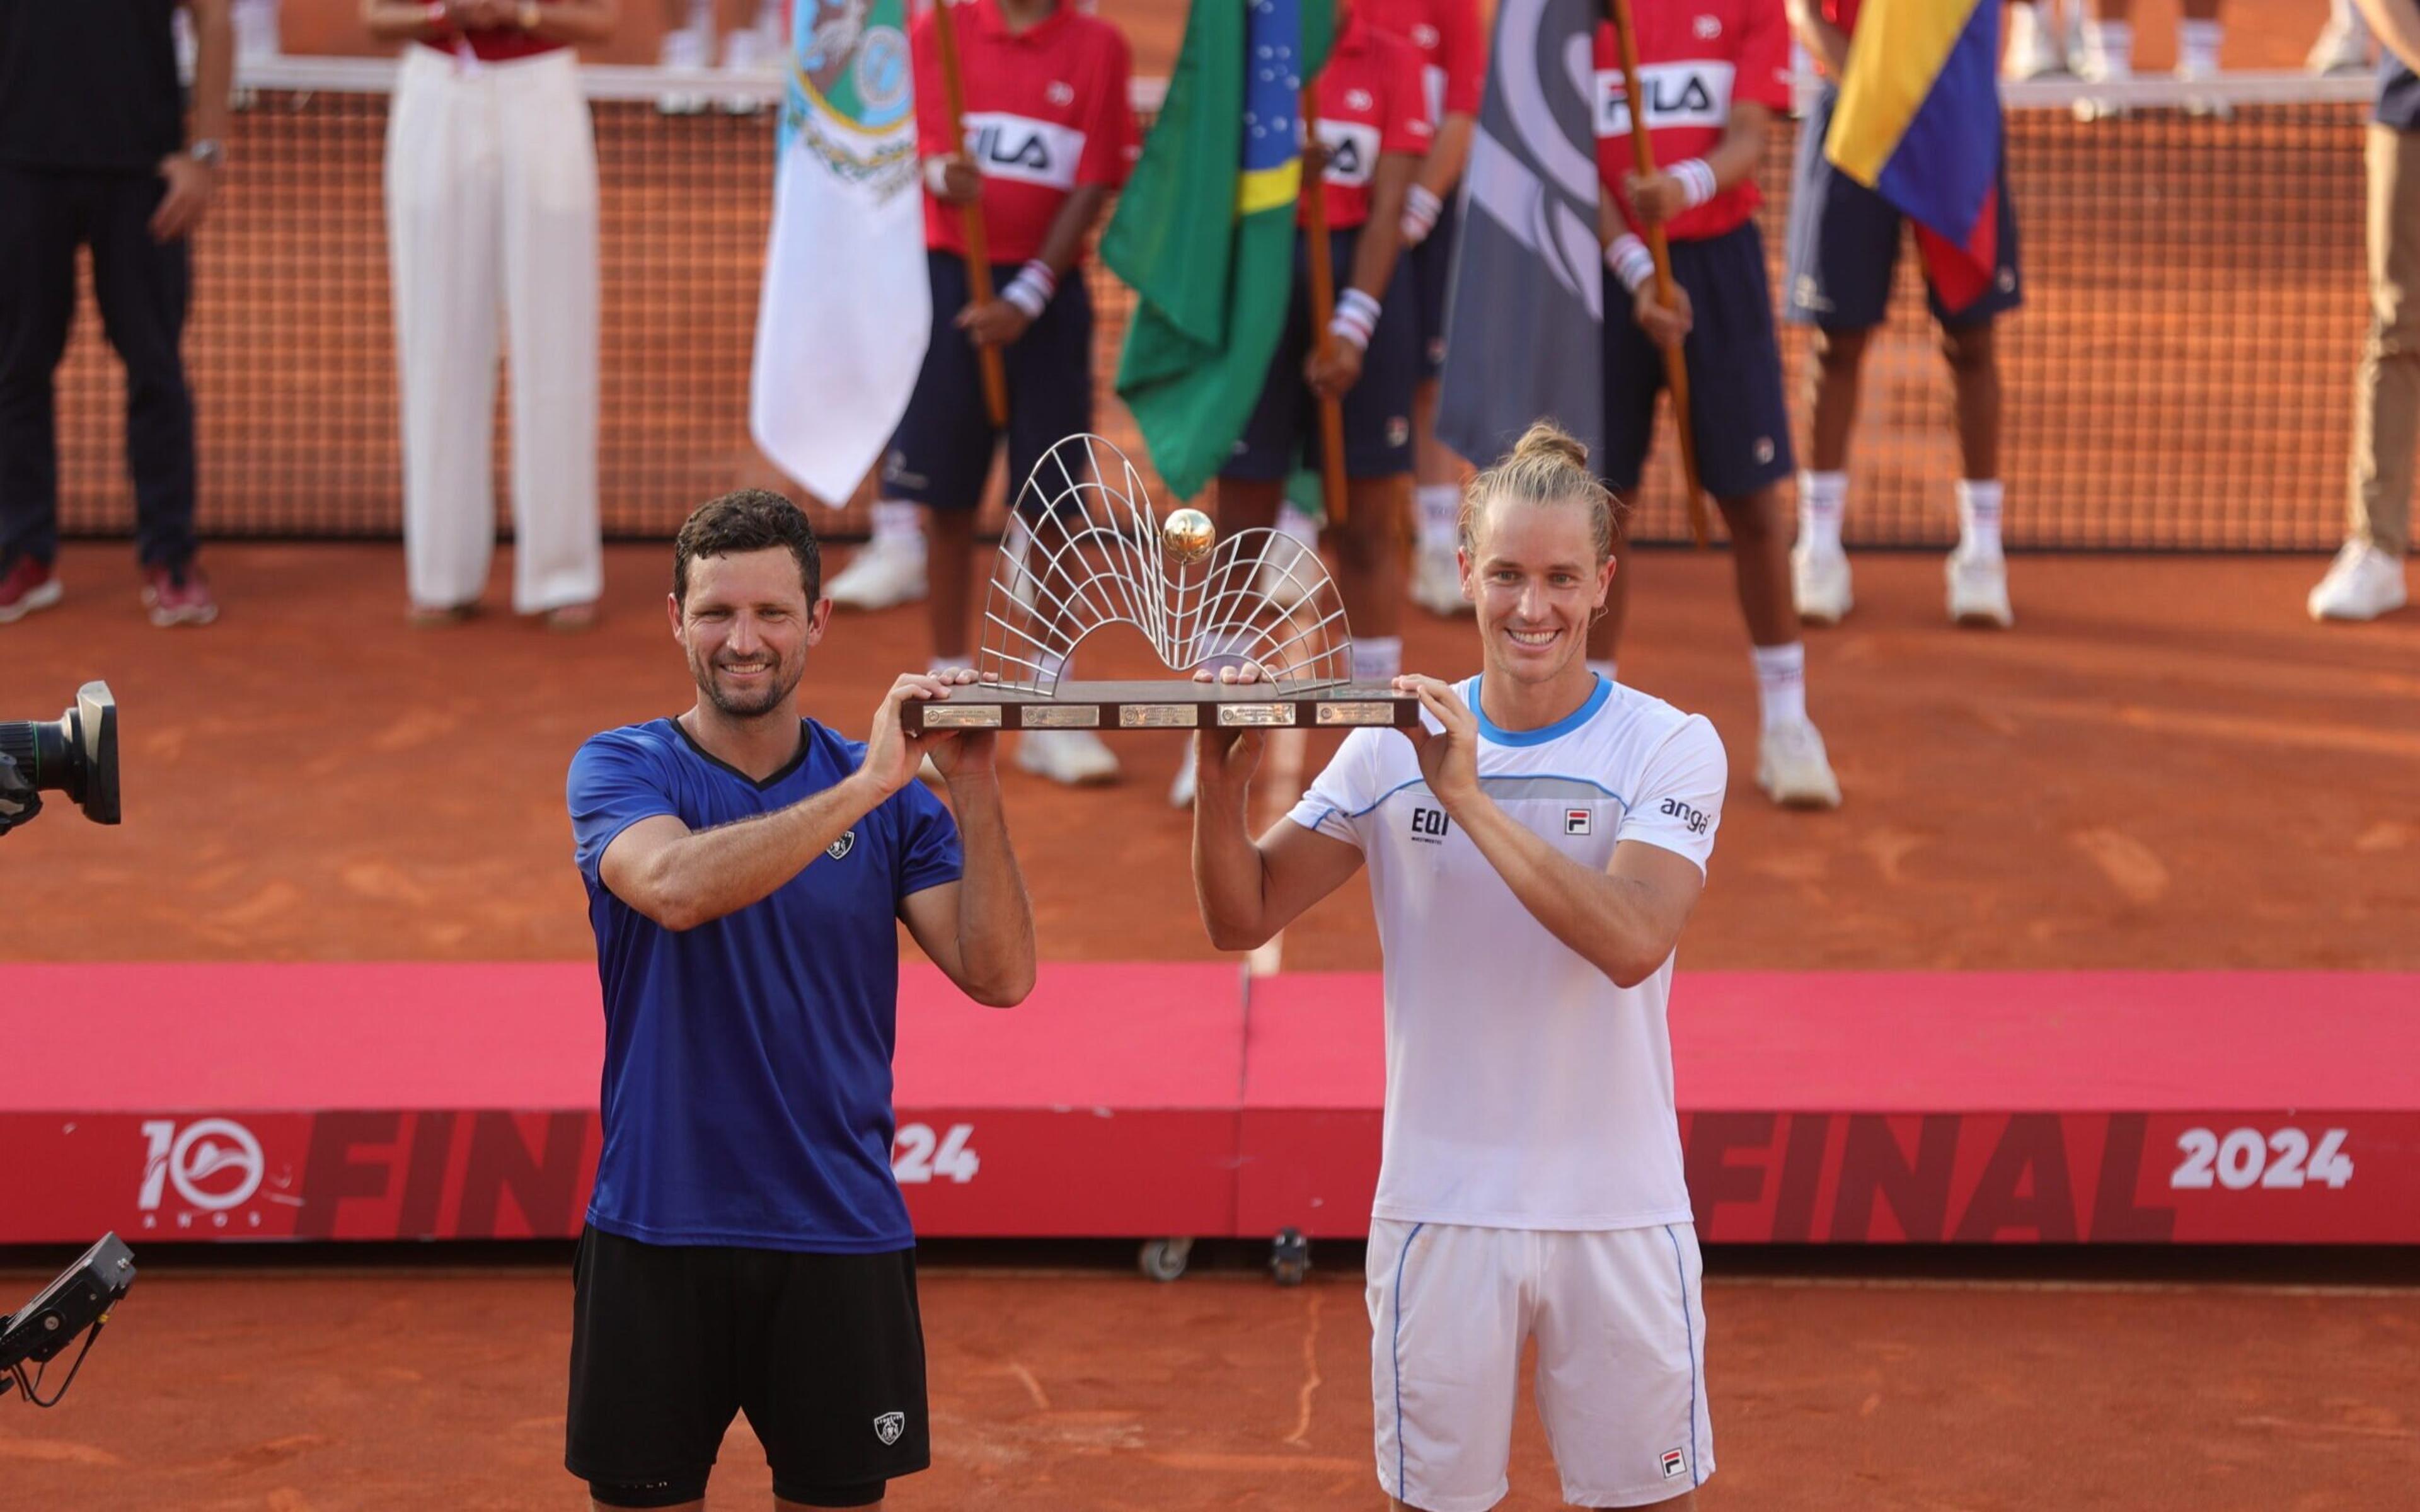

{"left": 565, "top": 1225, "right": 930, "bottom": 1508}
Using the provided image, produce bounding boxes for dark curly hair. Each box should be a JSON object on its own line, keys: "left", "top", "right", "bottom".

{"left": 672, "top": 488, "right": 823, "bottom": 607}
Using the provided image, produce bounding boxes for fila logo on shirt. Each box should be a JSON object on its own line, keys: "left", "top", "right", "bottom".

{"left": 1659, "top": 798, "right": 1710, "bottom": 835}
{"left": 827, "top": 830, "right": 856, "bottom": 861}
{"left": 959, "top": 110, "right": 1086, "bottom": 190}
{"left": 1564, "top": 808, "right": 1593, "bottom": 836}
{"left": 1594, "top": 60, "right": 1737, "bottom": 137}
{"left": 1409, "top": 805, "right": 1451, "bottom": 844}
{"left": 1314, "top": 120, "right": 1381, "bottom": 186}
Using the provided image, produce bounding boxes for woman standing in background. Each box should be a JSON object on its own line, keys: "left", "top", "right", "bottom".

{"left": 360, "top": 0, "right": 616, "bottom": 629}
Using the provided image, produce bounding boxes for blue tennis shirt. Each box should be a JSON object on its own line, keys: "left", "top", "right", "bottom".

{"left": 568, "top": 716, "right": 963, "bottom": 1251}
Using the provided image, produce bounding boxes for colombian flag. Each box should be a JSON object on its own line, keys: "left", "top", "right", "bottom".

{"left": 1823, "top": 0, "right": 2002, "bottom": 313}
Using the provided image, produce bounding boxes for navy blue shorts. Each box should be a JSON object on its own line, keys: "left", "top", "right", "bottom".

{"left": 1601, "top": 220, "right": 1795, "bottom": 501}
{"left": 1783, "top": 87, "right": 2024, "bottom": 331}
{"left": 1221, "top": 228, "right": 1420, "bottom": 484}
{"left": 1410, "top": 205, "right": 1457, "bottom": 381}
{"left": 882, "top": 249, "right": 1092, "bottom": 516}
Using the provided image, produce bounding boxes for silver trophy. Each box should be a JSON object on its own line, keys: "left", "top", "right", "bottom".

{"left": 902, "top": 435, "right": 1419, "bottom": 734}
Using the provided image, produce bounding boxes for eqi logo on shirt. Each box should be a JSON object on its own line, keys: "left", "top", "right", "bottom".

{"left": 1410, "top": 805, "right": 1451, "bottom": 843}
{"left": 1593, "top": 60, "right": 1737, "bottom": 137}
{"left": 827, "top": 830, "right": 856, "bottom": 861}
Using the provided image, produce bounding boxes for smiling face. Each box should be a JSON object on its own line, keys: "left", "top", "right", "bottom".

{"left": 671, "top": 547, "right": 830, "bottom": 719}
{"left": 1460, "top": 495, "right": 1616, "bottom": 686}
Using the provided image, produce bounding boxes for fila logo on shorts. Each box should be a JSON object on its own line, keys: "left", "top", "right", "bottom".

{"left": 873, "top": 1411, "right": 905, "bottom": 1445}
{"left": 1315, "top": 119, "right": 1381, "bottom": 186}
{"left": 1662, "top": 1447, "right": 1688, "bottom": 1480}
{"left": 960, "top": 111, "right": 1085, "bottom": 190}
{"left": 1594, "top": 61, "right": 1737, "bottom": 136}
{"left": 827, "top": 830, "right": 856, "bottom": 861}
{"left": 1564, "top": 808, "right": 1593, "bottom": 836}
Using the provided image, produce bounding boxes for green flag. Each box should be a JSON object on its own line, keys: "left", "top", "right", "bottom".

{"left": 1103, "top": 0, "right": 1334, "bottom": 502}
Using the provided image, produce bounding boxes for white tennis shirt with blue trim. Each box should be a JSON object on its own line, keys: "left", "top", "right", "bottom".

{"left": 1286, "top": 673, "right": 1727, "bottom": 1231}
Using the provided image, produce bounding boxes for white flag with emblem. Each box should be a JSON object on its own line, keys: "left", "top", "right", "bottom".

{"left": 749, "top": 0, "right": 933, "bottom": 508}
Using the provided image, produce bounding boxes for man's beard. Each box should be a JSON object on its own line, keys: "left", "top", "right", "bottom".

{"left": 693, "top": 651, "right": 803, "bottom": 718}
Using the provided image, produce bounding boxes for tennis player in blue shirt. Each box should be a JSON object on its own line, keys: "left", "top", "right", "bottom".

{"left": 563, "top": 488, "right": 1036, "bottom": 1511}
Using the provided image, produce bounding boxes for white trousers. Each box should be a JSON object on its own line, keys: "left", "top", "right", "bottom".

{"left": 385, "top": 43, "right": 602, "bottom": 614}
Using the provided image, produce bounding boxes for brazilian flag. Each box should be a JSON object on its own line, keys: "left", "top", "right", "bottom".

{"left": 1102, "top": 0, "right": 1336, "bottom": 501}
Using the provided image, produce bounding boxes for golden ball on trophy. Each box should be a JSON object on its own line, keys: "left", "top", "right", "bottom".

{"left": 1160, "top": 508, "right": 1216, "bottom": 565}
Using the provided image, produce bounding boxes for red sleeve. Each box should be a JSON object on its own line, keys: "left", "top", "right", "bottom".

{"left": 911, "top": 12, "right": 950, "bottom": 159}
{"left": 1075, "top": 24, "right": 1138, "bottom": 188}
{"left": 1439, "top": 0, "right": 1486, "bottom": 117}
{"left": 1736, "top": 0, "right": 1792, "bottom": 114}
{"left": 1381, "top": 37, "right": 1436, "bottom": 156}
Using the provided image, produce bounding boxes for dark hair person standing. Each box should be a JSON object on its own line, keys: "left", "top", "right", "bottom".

{"left": 0, "top": 0, "right": 228, "bottom": 627}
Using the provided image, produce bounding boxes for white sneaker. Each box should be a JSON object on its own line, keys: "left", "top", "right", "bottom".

{"left": 1792, "top": 542, "right": 1853, "bottom": 626}
{"left": 2308, "top": 17, "right": 2373, "bottom": 76}
{"left": 657, "top": 26, "right": 710, "bottom": 115}
{"left": 1757, "top": 720, "right": 1842, "bottom": 810}
{"left": 2307, "top": 541, "right": 2409, "bottom": 622}
{"left": 2175, "top": 59, "right": 2233, "bottom": 121}
{"left": 826, "top": 536, "right": 928, "bottom": 610}
{"left": 720, "top": 26, "right": 773, "bottom": 115}
{"left": 1408, "top": 542, "right": 1469, "bottom": 617}
{"left": 1168, "top": 740, "right": 1199, "bottom": 808}
{"left": 1015, "top": 729, "right": 1121, "bottom": 788}
{"left": 2003, "top": 4, "right": 2066, "bottom": 80}
{"left": 1946, "top": 545, "right": 2014, "bottom": 628}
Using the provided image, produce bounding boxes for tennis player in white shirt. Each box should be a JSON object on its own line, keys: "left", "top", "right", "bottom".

{"left": 1191, "top": 420, "right": 1726, "bottom": 1511}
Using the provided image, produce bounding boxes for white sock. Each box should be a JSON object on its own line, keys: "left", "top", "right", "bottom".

{"left": 1351, "top": 636, "right": 1403, "bottom": 684}
{"left": 1799, "top": 471, "right": 1847, "bottom": 555}
{"left": 1415, "top": 485, "right": 1461, "bottom": 553}
{"left": 2084, "top": 18, "right": 2133, "bottom": 77}
{"left": 1956, "top": 479, "right": 2005, "bottom": 559}
{"left": 872, "top": 500, "right": 925, "bottom": 554}
{"left": 2179, "top": 18, "right": 2221, "bottom": 74}
{"left": 1751, "top": 642, "right": 1807, "bottom": 730}
{"left": 1586, "top": 657, "right": 1619, "bottom": 686}
{"left": 1277, "top": 501, "right": 1320, "bottom": 548}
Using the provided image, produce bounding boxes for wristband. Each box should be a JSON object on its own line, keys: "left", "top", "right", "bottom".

{"left": 1328, "top": 287, "right": 1381, "bottom": 352}
{"left": 1001, "top": 260, "right": 1056, "bottom": 319}
{"left": 1402, "top": 184, "right": 1443, "bottom": 243}
{"left": 1605, "top": 234, "right": 1654, "bottom": 295}
{"left": 1669, "top": 158, "right": 1718, "bottom": 210}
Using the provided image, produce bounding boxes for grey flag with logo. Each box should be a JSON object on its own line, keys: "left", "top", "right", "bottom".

{"left": 1436, "top": 0, "right": 1605, "bottom": 469}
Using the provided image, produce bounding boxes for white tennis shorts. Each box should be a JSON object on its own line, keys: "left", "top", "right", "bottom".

{"left": 1366, "top": 1219, "right": 1713, "bottom": 1510}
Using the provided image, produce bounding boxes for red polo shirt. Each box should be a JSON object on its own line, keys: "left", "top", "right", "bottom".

{"left": 1594, "top": 0, "right": 1790, "bottom": 243}
{"left": 1306, "top": 9, "right": 1434, "bottom": 232}
{"left": 427, "top": 1, "right": 567, "bottom": 64}
{"left": 913, "top": 0, "right": 1137, "bottom": 265}
{"left": 1357, "top": 0, "right": 1485, "bottom": 125}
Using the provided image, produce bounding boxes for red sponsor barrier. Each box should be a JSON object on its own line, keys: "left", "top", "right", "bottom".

{"left": 3, "top": 966, "right": 2413, "bottom": 1245}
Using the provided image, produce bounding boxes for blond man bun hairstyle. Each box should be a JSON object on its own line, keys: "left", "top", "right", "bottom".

{"left": 1458, "top": 420, "right": 1622, "bottom": 566}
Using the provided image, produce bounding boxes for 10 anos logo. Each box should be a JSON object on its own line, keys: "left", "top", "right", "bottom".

{"left": 138, "top": 1118, "right": 266, "bottom": 1226}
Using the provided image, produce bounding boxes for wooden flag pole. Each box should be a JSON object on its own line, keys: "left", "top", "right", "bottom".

{"left": 931, "top": 0, "right": 1010, "bottom": 428}
{"left": 1608, "top": 0, "right": 1714, "bottom": 548}
{"left": 1298, "top": 83, "right": 1351, "bottom": 529}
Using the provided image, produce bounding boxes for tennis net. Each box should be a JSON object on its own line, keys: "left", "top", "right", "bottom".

{"left": 48, "top": 60, "right": 2376, "bottom": 551}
